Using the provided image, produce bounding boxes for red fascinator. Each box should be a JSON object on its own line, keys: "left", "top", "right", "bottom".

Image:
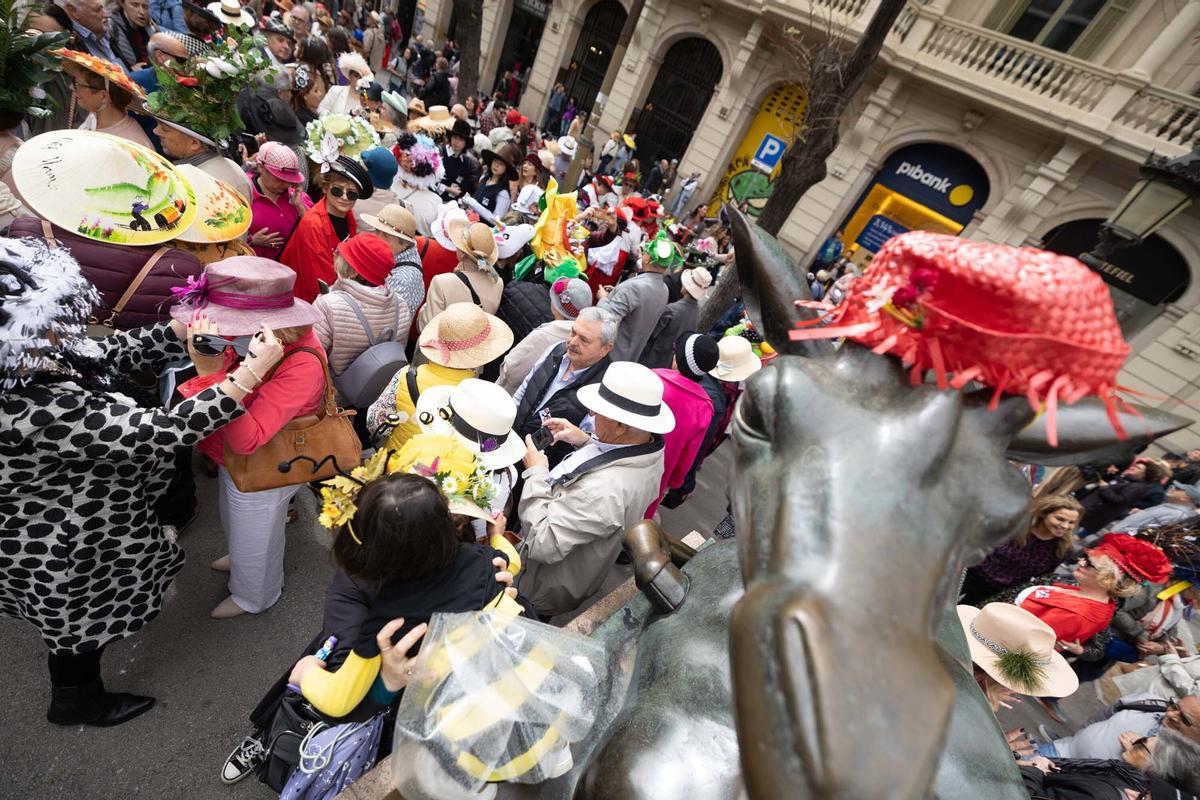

{"left": 791, "top": 232, "right": 1130, "bottom": 443}
{"left": 1089, "top": 533, "right": 1173, "bottom": 584}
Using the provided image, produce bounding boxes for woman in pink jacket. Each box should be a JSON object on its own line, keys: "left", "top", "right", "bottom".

{"left": 645, "top": 333, "right": 720, "bottom": 518}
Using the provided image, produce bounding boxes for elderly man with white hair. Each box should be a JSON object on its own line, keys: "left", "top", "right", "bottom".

{"left": 517, "top": 361, "right": 673, "bottom": 619}
{"left": 64, "top": 0, "right": 125, "bottom": 71}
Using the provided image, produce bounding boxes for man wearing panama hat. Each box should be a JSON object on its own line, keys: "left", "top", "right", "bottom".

{"left": 517, "top": 360, "right": 673, "bottom": 619}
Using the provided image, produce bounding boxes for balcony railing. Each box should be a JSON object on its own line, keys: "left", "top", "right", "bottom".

{"left": 1115, "top": 85, "right": 1200, "bottom": 149}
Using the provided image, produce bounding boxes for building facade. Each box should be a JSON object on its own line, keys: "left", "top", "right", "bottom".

{"left": 421, "top": 0, "right": 1200, "bottom": 451}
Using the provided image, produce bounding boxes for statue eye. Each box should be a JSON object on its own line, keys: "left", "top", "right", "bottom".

{"left": 735, "top": 387, "right": 768, "bottom": 439}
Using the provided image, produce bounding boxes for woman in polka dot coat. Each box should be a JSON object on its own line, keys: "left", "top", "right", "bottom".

{"left": 0, "top": 238, "right": 286, "bottom": 729}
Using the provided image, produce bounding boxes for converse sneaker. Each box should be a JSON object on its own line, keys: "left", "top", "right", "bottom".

{"left": 221, "top": 733, "right": 267, "bottom": 784}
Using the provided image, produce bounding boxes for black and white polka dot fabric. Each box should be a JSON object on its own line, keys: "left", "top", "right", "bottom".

{"left": 0, "top": 323, "right": 244, "bottom": 654}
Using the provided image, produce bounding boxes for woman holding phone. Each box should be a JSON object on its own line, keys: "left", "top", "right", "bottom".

{"left": 169, "top": 256, "right": 329, "bottom": 620}
{"left": 0, "top": 238, "right": 286, "bottom": 728}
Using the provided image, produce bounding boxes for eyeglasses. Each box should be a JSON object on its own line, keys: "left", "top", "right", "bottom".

{"left": 1080, "top": 555, "right": 1098, "bottom": 571}
{"left": 1131, "top": 736, "right": 1152, "bottom": 754}
{"left": 1168, "top": 700, "right": 1195, "bottom": 728}
{"left": 327, "top": 186, "right": 360, "bottom": 201}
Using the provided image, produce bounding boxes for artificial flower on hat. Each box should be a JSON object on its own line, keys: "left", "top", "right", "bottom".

{"left": 391, "top": 131, "right": 445, "bottom": 192}
{"left": 790, "top": 231, "right": 1130, "bottom": 443}
{"left": 0, "top": 5, "right": 68, "bottom": 121}
{"left": 304, "top": 113, "right": 380, "bottom": 165}
{"left": 620, "top": 195, "right": 664, "bottom": 238}
{"left": 53, "top": 48, "right": 146, "bottom": 102}
{"left": 642, "top": 227, "right": 685, "bottom": 271}
{"left": 1089, "top": 533, "right": 1173, "bottom": 584}
{"left": 146, "top": 33, "right": 277, "bottom": 144}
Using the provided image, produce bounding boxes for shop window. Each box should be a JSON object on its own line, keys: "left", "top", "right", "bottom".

{"left": 985, "top": 0, "right": 1132, "bottom": 58}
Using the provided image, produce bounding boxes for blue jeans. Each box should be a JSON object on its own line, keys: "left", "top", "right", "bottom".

{"left": 1035, "top": 741, "right": 1059, "bottom": 757}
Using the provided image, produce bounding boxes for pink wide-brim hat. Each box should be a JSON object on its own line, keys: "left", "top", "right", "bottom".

{"left": 169, "top": 256, "right": 321, "bottom": 336}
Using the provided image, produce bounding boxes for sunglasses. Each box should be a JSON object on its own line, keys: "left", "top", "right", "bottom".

{"left": 1080, "top": 555, "right": 1098, "bottom": 571}
{"left": 1168, "top": 699, "right": 1194, "bottom": 728}
{"left": 192, "top": 333, "right": 252, "bottom": 357}
{"left": 327, "top": 186, "right": 360, "bottom": 201}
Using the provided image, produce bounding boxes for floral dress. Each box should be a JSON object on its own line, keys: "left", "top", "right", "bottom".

{"left": 0, "top": 323, "right": 243, "bottom": 654}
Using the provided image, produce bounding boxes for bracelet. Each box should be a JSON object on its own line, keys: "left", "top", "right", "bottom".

{"left": 227, "top": 375, "right": 255, "bottom": 394}
{"left": 242, "top": 363, "right": 264, "bottom": 384}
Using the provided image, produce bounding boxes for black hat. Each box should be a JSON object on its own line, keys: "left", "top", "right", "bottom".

{"left": 365, "top": 82, "right": 384, "bottom": 103}
{"left": 327, "top": 156, "right": 374, "bottom": 200}
{"left": 449, "top": 118, "right": 472, "bottom": 142}
{"left": 183, "top": 0, "right": 220, "bottom": 25}
{"left": 481, "top": 144, "right": 519, "bottom": 182}
{"left": 261, "top": 17, "right": 294, "bottom": 40}
{"left": 237, "top": 87, "right": 304, "bottom": 145}
{"left": 674, "top": 332, "right": 720, "bottom": 381}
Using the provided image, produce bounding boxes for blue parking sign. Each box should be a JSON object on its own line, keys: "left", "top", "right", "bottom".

{"left": 751, "top": 133, "right": 787, "bottom": 172}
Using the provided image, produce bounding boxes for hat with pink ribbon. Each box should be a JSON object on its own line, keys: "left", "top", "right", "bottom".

{"left": 169, "top": 256, "right": 321, "bottom": 336}
{"left": 417, "top": 302, "right": 514, "bottom": 369}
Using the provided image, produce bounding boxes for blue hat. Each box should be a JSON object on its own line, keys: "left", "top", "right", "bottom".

{"left": 361, "top": 147, "right": 398, "bottom": 190}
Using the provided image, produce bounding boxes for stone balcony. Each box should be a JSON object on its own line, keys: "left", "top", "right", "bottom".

{"left": 752, "top": 0, "right": 1199, "bottom": 160}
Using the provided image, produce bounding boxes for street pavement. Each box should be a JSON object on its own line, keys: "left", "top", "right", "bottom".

{"left": 0, "top": 447, "right": 734, "bottom": 800}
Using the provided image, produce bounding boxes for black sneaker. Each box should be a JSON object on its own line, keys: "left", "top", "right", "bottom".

{"left": 221, "top": 734, "right": 267, "bottom": 785}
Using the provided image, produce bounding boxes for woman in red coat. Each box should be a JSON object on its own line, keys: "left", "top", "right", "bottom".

{"left": 281, "top": 156, "right": 373, "bottom": 302}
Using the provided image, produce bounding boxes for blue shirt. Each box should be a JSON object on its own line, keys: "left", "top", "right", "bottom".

{"left": 150, "top": 0, "right": 185, "bottom": 34}
{"left": 72, "top": 21, "right": 127, "bottom": 73}
{"left": 130, "top": 66, "right": 159, "bottom": 94}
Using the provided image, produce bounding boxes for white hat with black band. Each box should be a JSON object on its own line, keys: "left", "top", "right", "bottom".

{"left": 577, "top": 362, "right": 675, "bottom": 434}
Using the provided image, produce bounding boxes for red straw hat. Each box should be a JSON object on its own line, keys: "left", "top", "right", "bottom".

{"left": 1089, "top": 533, "right": 1173, "bottom": 584}
{"left": 790, "top": 232, "right": 1130, "bottom": 443}
{"left": 337, "top": 234, "right": 394, "bottom": 287}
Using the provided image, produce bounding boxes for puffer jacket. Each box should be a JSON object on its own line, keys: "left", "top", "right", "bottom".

{"left": 312, "top": 278, "right": 412, "bottom": 376}
{"left": 498, "top": 279, "right": 552, "bottom": 344}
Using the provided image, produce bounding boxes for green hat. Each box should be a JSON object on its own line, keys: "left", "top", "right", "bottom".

{"left": 642, "top": 228, "right": 684, "bottom": 271}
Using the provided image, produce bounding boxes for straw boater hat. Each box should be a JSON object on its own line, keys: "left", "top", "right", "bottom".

{"left": 174, "top": 164, "right": 251, "bottom": 244}
{"left": 453, "top": 222, "right": 499, "bottom": 270}
{"left": 956, "top": 603, "right": 1078, "bottom": 697}
{"left": 578, "top": 362, "right": 675, "bottom": 434}
{"left": 445, "top": 379, "right": 526, "bottom": 470}
{"left": 681, "top": 267, "right": 712, "bottom": 300}
{"left": 361, "top": 203, "right": 416, "bottom": 246}
{"left": 169, "top": 256, "right": 321, "bottom": 335}
{"left": 709, "top": 335, "right": 761, "bottom": 382}
{"left": 206, "top": 0, "right": 255, "bottom": 27}
{"left": 418, "top": 302, "right": 513, "bottom": 369}
{"left": 415, "top": 105, "right": 454, "bottom": 135}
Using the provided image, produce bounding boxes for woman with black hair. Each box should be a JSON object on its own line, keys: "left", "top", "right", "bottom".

{"left": 0, "top": 238, "right": 285, "bottom": 727}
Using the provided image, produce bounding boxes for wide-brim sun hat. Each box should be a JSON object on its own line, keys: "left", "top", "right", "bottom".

{"left": 174, "top": 164, "right": 251, "bottom": 243}
{"left": 13, "top": 130, "right": 198, "bottom": 247}
{"left": 709, "top": 335, "right": 761, "bottom": 382}
{"left": 416, "top": 105, "right": 454, "bottom": 134}
{"left": 169, "top": 256, "right": 321, "bottom": 334}
{"left": 472, "top": 132, "right": 491, "bottom": 153}
{"left": 139, "top": 99, "right": 216, "bottom": 147}
{"left": 956, "top": 603, "right": 1078, "bottom": 698}
{"left": 418, "top": 303, "right": 513, "bottom": 369}
{"left": 481, "top": 148, "right": 518, "bottom": 183}
{"left": 453, "top": 221, "right": 499, "bottom": 268}
{"left": 54, "top": 48, "right": 147, "bottom": 102}
{"left": 622, "top": 133, "right": 636, "bottom": 149}
{"left": 361, "top": 203, "right": 416, "bottom": 246}
{"left": 487, "top": 126, "right": 513, "bottom": 148}
{"left": 446, "top": 378, "right": 525, "bottom": 470}
{"left": 207, "top": 0, "right": 256, "bottom": 26}
{"left": 337, "top": 52, "right": 371, "bottom": 81}
{"left": 577, "top": 361, "right": 675, "bottom": 434}
{"left": 681, "top": 267, "right": 712, "bottom": 300}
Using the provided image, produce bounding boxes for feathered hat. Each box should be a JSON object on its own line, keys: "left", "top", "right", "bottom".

{"left": 790, "top": 232, "right": 1131, "bottom": 444}
{"left": 1090, "top": 533, "right": 1173, "bottom": 584}
{"left": 391, "top": 131, "right": 445, "bottom": 192}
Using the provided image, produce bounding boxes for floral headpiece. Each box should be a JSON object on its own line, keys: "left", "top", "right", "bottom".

{"left": 318, "top": 433, "right": 496, "bottom": 533}
{"left": 304, "top": 113, "right": 380, "bottom": 163}
{"left": 0, "top": 0, "right": 68, "bottom": 119}
{"left": 391, "top": 132, "right": 444, "bottom": 192}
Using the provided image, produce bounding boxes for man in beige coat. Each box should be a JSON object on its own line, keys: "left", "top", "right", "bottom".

{"left": 517, "top": 361, "right": 673, "bottom": 619}
{"left": 416, "top": 221, "right": 504, "bottom": 328}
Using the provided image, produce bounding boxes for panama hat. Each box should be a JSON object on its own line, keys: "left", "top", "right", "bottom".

{"left": 578, "top": 362, "right": 675, "bottom": 434}
{"left": 680, "top": 267, "right": 712, "bottom": 300}
{"left": 207, "top": 0, "right": 255, "bottom": 27}
{"left": 957, "top": 603, "right": 1078, "bottom": 698}
{"left": 12, "top": 130, "right": 197, "bottom": 247}
{"left": 169, "top": 256, "right": 321, "bottom": 334}
{"left": 453, "top": 221, "right": 499, "bottom": 269}
{"left": 557, "top": 135, "right": 577, "bottom": 158}
{"left": 709, "top": 335, "right": 761, "bottom": 382}
{"left": 174, "top": 164, "right": 251, "bottom": 244}
{"left": 446, "top": 379, "right": 525, "bottom": 470}
{"left": 361, "top": 203, "right": 416, "bottom": 246}
{"left": 418, "top": 303, "right": 513, "bottom": 369}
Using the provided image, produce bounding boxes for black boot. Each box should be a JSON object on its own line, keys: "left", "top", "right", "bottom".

{"left": 47, "top": 678, "right": 155, "bottom": 727}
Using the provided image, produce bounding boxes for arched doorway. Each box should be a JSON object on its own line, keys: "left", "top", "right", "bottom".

{"left": 558, "top": 0, "right": 626, "bottom": 120}
{"left": 629, "top": 37, "right": 722, "bottom": 168}
{"left": 1040, "top": 218, "right": 1191, "bottom": 336}
{"left": 836, "top": 142, "right": 991, "bottom": 267}
{"left": 490, "top": 0, "right": 552, "bottom": 101}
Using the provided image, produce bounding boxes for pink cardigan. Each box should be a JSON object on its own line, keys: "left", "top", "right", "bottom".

{"left": 645, "top": 368, "right": 714, "bottom": 518}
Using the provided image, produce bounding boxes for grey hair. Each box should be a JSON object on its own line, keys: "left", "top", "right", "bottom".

{"left": 577, "top": 306, "right": 617, "bottom": 347}
{"left": 1150, "top": 727, "right": 1200, "bottom": 794}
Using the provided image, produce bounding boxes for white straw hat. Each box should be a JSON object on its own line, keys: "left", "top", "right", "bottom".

{"left": 956, "top": 603, "right": 1079, "bottom": 698}
{"left": 446, "top": 379, "right": 525, "bottom": 470}
{"left": 708, "top": 336, "right": 762, "bottom": 382}
{"left": 681, "top": 267, "right": 712, "bottom": 300}
{"left": 577, "top": 362, "right": 675, "bottom": 434}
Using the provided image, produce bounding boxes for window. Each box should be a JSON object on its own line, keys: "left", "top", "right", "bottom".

{"left": 1004, "top": 0, "right": 1109, "bottom": 53}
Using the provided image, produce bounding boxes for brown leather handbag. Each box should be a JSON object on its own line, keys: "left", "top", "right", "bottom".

{"left": 223, "top": 347, "right": 362, "bottom": 493}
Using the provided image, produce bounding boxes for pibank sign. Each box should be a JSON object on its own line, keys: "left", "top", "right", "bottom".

{"left": 876, "top": 143, "right": 990, "bottom": 225}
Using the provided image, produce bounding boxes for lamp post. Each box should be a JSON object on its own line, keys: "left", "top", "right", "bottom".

{"left": 1080, "top": 147, "right": 1200, "bottom": 269}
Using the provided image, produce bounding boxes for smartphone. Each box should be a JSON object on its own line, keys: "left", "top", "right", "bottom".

{"left": 531, "top": 425, "right": 555, "bottom": 451}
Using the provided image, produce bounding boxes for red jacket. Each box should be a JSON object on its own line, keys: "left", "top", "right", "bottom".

{"left": 417, "top": 236, "right": 459, "bottom": 289}
{"left": 280, "top": 198, "right": 357, "bottom": 303}
{"left": 1019, "top": 584, "right": 1116, "bottom": 644}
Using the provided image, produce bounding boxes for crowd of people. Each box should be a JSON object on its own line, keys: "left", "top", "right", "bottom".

{"left": 3, "top": 1, "right": 1200, "bottom": 798}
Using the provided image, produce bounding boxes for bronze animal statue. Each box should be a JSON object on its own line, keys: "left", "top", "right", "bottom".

{"left": 500, "top": 210, "right": 1190, "bottom": 800}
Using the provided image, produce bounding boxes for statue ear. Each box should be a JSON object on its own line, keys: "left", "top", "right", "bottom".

{"left": 727, "top": 206, "right": 833, "bottom": 358}
{"left": 1004, "top": 398, "right": 1191, "bottom": 466}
